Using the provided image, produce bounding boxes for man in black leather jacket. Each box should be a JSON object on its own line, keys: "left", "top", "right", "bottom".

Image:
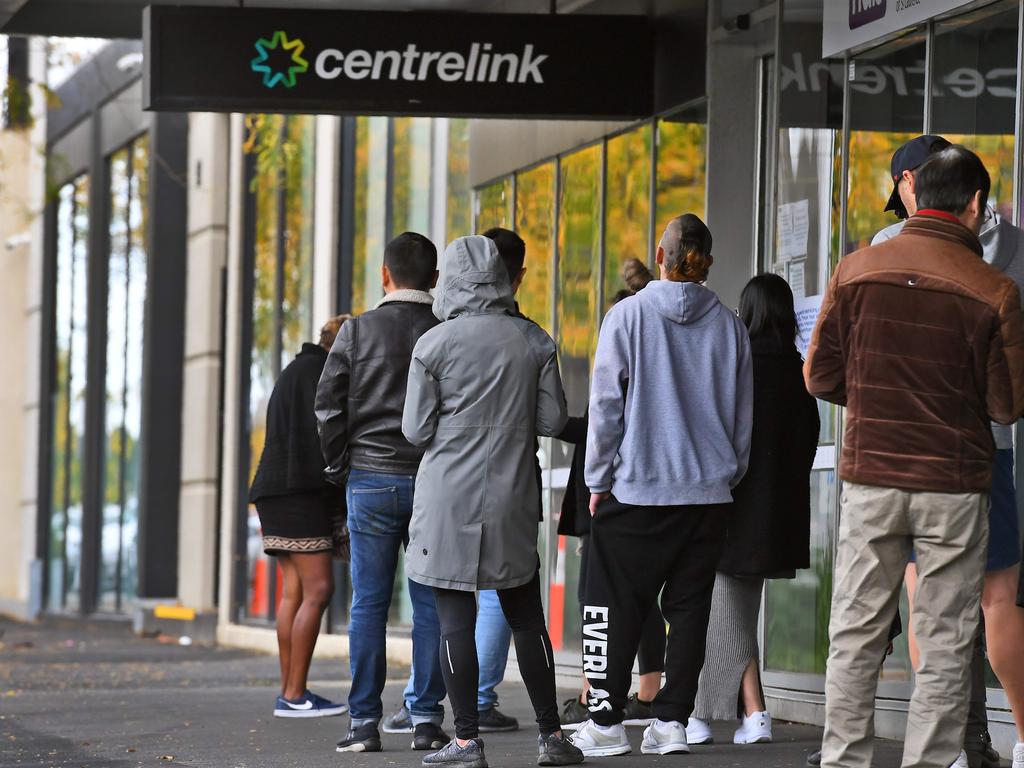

{"left": 315, "top": 232, "right": 447, "bottom": 755}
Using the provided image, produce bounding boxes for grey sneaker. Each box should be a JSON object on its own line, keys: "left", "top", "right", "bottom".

{"left": 422, "top": 738, "right": 488, "bottom": 768}
{"left": 622, "top": 694, "right": 654, "bottom": 727}
{"left": 570, "top": 719, "right": 631, "bottom": 757}
{"left": 559, "top": 697, "right": 589, "bottom": 730}
{"left": 640, "top": 719, "right": 690, "bottom": 755}
{"left": 383, "top": 704, "right": 414, "bottom": 734}
{"left": 538, "top": 732, "right": 585, "bottom": 766}
{"left": 478, "top": 706, "right": 519, "bottom": 732}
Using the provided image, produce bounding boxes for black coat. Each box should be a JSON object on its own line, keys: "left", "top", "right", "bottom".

{"left": 717, "top": 334, "right": 820, "bottom": 577}
{"left": 249, "top": 343, "right": 339, "bottom": 503}
{"left": 556, "top": 416, "right": 590, "bottom": 537}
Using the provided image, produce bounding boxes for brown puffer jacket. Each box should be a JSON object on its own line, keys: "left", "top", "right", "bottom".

{"left": 805, "top": 211, "right": 1024, "bottom": 493}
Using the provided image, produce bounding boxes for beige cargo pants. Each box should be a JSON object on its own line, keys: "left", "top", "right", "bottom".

{"left": 821, "top": 482, "right": 988, "bottom": 768}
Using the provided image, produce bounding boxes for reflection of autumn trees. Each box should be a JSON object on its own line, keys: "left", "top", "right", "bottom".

{"left": 447, "top": 119, "right": 472, "bottom": 240}
{"left": 476, "top": 177, "right": 513, "bottom": 233}
{"left": 515, "top": 163, "right": 555, "bottom": 333}
{"left": 605, "top": 127, "right": 652, "bottom": 303}
{"left": 558, "top": 146, "right": 601, "bottom": 368}
{"left": 655, "top": 120, "right": 707, "bottom": 235}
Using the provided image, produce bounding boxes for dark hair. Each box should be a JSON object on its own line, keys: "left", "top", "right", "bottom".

{"left": 318, "top": 314, "right": 351, "bottom": 350}
{"left": 482, "top": 227, "right": 526, "bottom": 283}
{"left": 384, "top": 232, "right": 437, "bottom": 291}
{"left": 622, "top": 258, "right": 654, "bottom": 293}
{"left": 739, "top": 273, "right": 797, "bottom": 346}
{"left": 662, "top": 214, "right": 713, "bottom": 283}
{"left": 914, "top": 145, "right": 991, "bottom": 215}
{"left": 893, "top": 136, "right": 951, "bottom": 220}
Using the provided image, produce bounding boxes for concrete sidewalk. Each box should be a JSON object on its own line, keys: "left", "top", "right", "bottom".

{"left": 0, "top": 616, "right": 907, "bottom": 768}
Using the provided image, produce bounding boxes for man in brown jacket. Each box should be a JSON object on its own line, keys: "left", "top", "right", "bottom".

{"left": 805, "top": 145, "right": 1024, "bottom": 768}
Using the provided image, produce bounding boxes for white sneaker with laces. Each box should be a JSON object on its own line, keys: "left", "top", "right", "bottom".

{"left": 733, "top": 710, "right": 772, "bottom": 744}
{"left": 1012, "top": 741, "right": 1024, "bottom": 768}
{"left": 641, "top": 719, "right": 690, "bottom": 755}
{"left": 685, "top": 717, "right": 713, "bottom": 745}
{"left": 949, "top": 749, "right": 969, "bottom": 768}
{"left": 569, "top": 719, "right": 631, "bottom": 757}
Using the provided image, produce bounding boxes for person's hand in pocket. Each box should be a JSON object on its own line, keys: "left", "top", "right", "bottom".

{"left": 589, "top": 492, "right": 610, "bottom": 517}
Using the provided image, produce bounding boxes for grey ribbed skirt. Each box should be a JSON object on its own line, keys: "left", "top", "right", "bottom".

{"left": 691, "top": 572, "right": 764, "bottom": 721}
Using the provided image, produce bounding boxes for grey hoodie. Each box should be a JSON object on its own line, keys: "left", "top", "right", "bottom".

{"left": 586, "top": 280, "right": 753, "bottom": 506}
{"left": 873, "top": 207, "right": 1024, "bottom": 448}
{"left": 402, "top": 236, "right": 568, "bottom": 591}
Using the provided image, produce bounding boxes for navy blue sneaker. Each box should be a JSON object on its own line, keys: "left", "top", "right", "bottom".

{"left": 274, "top": 690, "right": 348, "bottom": 718}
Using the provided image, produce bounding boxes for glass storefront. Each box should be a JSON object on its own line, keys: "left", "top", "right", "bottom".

{"left": 49, "top": 174, "right": 90, "bottom": 612}
{"left": 100, "top": 135, "right": 150, "bottom": 612}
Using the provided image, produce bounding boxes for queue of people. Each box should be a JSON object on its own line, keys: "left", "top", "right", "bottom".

{"left": 247, "top": 138, "right": 1024, "bottom": 768}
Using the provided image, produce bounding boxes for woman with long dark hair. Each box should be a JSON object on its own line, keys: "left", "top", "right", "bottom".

{"left": 685, "top": 273, "right": 819, "bottom": 746}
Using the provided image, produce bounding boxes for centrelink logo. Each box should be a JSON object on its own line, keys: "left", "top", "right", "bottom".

{"left": 849, "top": 0, "right": 885, "bottom": 29}
{"left": 251, "top": 32, "right": 549, "bottom": 89}
{"left": 251, "top": 31, "right": 309, "bottom": 88}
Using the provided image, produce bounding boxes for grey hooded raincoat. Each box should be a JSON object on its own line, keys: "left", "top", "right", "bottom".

{"left": 402, "top": 236, "right": 568, "bottom": 592}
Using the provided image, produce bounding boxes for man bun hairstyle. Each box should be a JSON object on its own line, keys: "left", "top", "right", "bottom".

{"left": 319, "top": 314, "right": 352, "bottom": 350}
{"left": 622, "top": 258, "right": 654, "bottom": 293}
{"left": 384, "top": 231, "right": 438, "bottom": 291}
{"left": 662, "top": 214, "right": 713, "bottom": 284}
{"left": 482, "top": 227, "right": 526, "bottom": 283}
{"left": 914, "top": 145, "right": 991, "bottom": 216}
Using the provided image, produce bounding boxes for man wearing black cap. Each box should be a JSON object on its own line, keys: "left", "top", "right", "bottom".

{"left": 872, "top": 136, "right": 1024, "bottom": 768}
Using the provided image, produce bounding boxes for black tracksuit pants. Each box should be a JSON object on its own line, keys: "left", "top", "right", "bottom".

{"left": 582, "top": 495, "right": 728, "bottom": 726}
{"left": 433, "top": 572, "right": 560, "bottom": 740}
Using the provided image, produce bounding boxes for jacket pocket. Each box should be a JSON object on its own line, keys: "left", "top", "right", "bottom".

{"left": 348, "top": 486, "right": 400, "bottom": 535}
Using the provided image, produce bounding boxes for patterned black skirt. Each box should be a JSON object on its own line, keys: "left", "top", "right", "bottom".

{"left": 255, "top": 490, "right": 343, "bottom": 556}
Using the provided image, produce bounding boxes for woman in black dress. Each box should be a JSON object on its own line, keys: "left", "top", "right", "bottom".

{"left": 249, "top": 315, "right": 350, "bottom": 718}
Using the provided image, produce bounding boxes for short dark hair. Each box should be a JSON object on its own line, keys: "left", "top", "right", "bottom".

{"left": 739, "top": 273, "right": 797, "bottom": 347}
{"left": 384, "top": 232, "right": 437, "bottom": 291}
{"left": 661, "top": 214, "right": 713, "bottom": 283}
{"left": 482, "top": 227, "right": 526, "bottom": 282}
{"left": 914, "top": 145, "right": 991, "bottom": 215}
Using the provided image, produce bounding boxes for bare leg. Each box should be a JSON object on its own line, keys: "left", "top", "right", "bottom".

{"left": 282, "top": 551, "right": 334, "bottom": 701}
{"left": 638, "top": 671, "right": 662, "bottom": 702}
{"left": 276, "top": 555, "right": 301, "bottom": 696}
{"left": 904, "top": 562, "right": 920, "bottom": 672}
{"left": 740, "top": 658, "right": 766, "bottom": 716}
{"left": 982, "top": 565, "right": 1024, "bottom": 740}
{"left": 578, "top": 675, "right": 590, "bottom": 705}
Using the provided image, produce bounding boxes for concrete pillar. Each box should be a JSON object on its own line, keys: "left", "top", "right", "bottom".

{"left": 176, "top": 112, "right": 230, "bottom": 611}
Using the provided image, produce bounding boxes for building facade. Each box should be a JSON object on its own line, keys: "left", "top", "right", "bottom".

{"left": 0, "top": 0, "right": 1022, "bottom": 754}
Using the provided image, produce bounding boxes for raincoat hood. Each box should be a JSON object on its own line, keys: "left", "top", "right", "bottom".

{"left": 637, "top": 279, "right": 721, "bottom": 325}
{"left": 433, "top": 235, "right": 516, "bottom": 321}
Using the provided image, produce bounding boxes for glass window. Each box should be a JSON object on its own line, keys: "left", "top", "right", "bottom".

{"left": 846, "top": 34, "right": 927, "bottom": 253}
{"left": 243, "top": 114, "right": 317, "bottom": 623}
{"left": 514, "top": 163, "right": 555, "bottom": 333}
{"left": 931, "top": 2, "right": 1018, "bottom": 223}
{"left": 604, "top": 125, "right": 652, "bottom": 306}
{"left": 49, "top": 174, "right": 89, "bottom": 612}
{"left": 391, "top": 117, "right": 432, "bottom": 237}
{"left": 351, "top": 115, "right": 388, "bottom": 315}
{"left": 100, "top": 134, "right": 149, "bottom": 611}
{"left": 446, "top": 118, "right": 472, "bottom": 243}
{"left": 475, "top": 176, "right": 514, "bottom": 234}
{"left": 655, "top": 105, "right": 707, "bottom": 239}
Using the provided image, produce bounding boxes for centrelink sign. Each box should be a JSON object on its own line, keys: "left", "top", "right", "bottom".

{"left": 143, "top": 6, "right": 654, "bottom": 119}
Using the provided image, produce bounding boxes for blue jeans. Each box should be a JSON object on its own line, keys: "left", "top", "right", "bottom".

{"left": 403, "top": 589, "right": 513, "bottom": 711}
{"left": 347, "top": 469, "right": 445, "bottom": 725}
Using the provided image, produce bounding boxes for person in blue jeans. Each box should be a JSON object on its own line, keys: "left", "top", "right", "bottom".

{"left": 315, "top": 232, "right": 447, "bottom": 754}
{"left": 383, "top": 590, "right": 519, "bottom": 734}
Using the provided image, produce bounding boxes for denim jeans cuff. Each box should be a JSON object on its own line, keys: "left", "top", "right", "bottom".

{"left": 351, "top": 716, "right": 380, "bottom": 728}
{"left": 409, "top": 710, "right": 444, "bottom": 727}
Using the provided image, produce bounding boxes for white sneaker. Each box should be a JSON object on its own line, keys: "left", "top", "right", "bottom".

{"left": 684, "top": 717, "right": 713, "bottom": 745}
{"left": 641, "top": 719, "right": 690, "bottom": 755}
{"left": 569, "top": 719, "right": 632, "bottom": 757}
{"left": 733, "top": 710, "right": 772, "bottom": 744}
{"left": 949, "top": 749, "right": 969, "bottom": 768}
{"left": 1012, "top": 741, "right": 1024, "bottom": 768}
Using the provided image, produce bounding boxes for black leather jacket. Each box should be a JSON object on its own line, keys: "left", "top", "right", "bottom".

{"left": 315, "top": 294, "right": 440, "bottom": 483}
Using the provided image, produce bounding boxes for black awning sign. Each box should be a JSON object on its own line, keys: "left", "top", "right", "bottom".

{"left": 143, "top": 5, "right": 655, "bottom": 119}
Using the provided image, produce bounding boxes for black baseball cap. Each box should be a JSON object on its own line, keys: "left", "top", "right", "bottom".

{"left": 884, "top": 135, "right": 951, "bottom": 214}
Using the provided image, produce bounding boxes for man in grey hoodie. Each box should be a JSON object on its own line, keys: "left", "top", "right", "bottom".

{"left": 570, "top": 214, "right": 753, "bottom": 758}
{"left": 872, "top": 136, "right": 1024, "bottom": 768}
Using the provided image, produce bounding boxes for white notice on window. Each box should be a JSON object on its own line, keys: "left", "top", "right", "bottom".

{"left": 795, "top": 293, "right": 823, "bottom": 360}
{"left": 777, "top": 199, "right": 810, "bottom": 261}
{"left": 788, "top": 260, "right": 806, "bottom": 300}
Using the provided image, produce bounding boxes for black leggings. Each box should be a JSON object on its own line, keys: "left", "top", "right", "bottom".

{"left": 433, "top": 572, "right": 560, "bottom": 740}
{"left": 579, "top": 533, "right": 666, "bottom": 676}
